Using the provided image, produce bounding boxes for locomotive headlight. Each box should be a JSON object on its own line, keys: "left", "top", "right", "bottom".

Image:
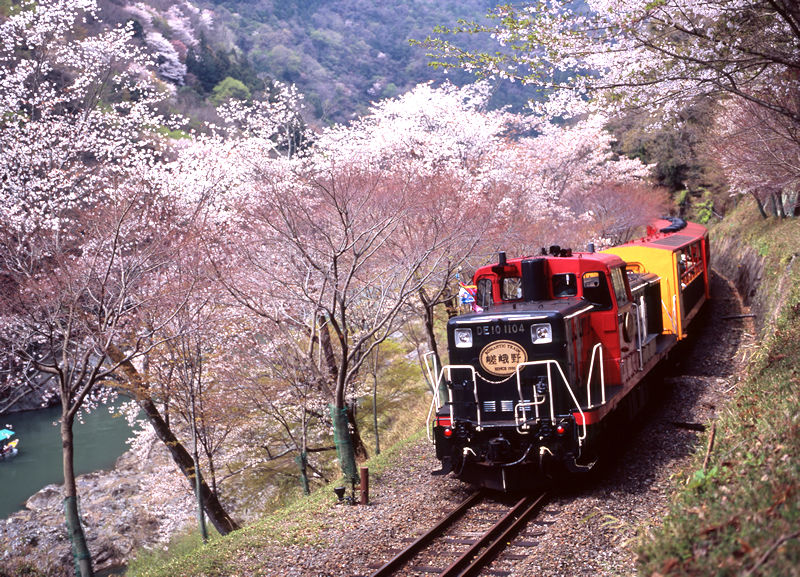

{"left": 454, "top": 328, "right": 473, "bottom": 348}
{"left": 531, "top": 323, "right": 552, "bottom": 344}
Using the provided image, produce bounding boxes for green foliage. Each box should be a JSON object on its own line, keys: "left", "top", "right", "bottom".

{"left": 675, "top": 188, "right": 715, "bottom": 224}
{"left": 637, "top": 213, "right": 800, "bottom": 577}
{"left": 675, "top": 189, "right": 690, "bottom": 206}
{"left": 210, "top": 76, "right": 251, "bottom": 104}
{"left": 186, "top": 37, "right": 261, "bottom": 96}
{"left": 127, "top": 529, "right": 220, "bottom": 576}
{"left": 155, "top": 126, "right": 192, "bottom": 139}
{"left": 608, "top": 101, "right": 726, "bottom": 197}
{"left": 694, "top": 190, "right": 714, "bottom": 224}
{"left": 684, "top": 465, "right": 720, "bottom": 494}
{"left": 0, "top": 0, "right": 15, "bottom": 17}
{"left": 199, "top": 0, "right": 524, "bottom": 123}
{"left": 381, "top": 82, "right": 399, "bottom": 99}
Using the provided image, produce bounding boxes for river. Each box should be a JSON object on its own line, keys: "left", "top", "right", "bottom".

{"left": 0, "top": 404, "right": 132, "bottom": 519}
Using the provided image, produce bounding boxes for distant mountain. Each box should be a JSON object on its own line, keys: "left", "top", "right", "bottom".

{"left": 98, "top": 0, "right": 533, "bottom": 125}
{"left": 199, "top": 0, "right": 497, "bottom": 122}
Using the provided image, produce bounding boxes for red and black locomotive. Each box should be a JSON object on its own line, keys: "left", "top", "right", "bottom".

{"left": 427, "top": 218, "right": 710, "bottom": 490}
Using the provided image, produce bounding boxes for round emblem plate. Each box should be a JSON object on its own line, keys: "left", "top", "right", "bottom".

{"left": 479, "top": 340, "right": 528, "bottom": 377}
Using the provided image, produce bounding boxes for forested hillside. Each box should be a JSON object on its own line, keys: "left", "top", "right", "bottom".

{"left": 198, "top": 0, "right": 511, "bottom": 121}
{"left": 94, "top": 0, "right": 519, "bottom": 124}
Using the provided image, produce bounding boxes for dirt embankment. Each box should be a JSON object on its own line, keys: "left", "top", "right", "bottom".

{"left": 712, "top": 234, "right": 764, "bottom": 318}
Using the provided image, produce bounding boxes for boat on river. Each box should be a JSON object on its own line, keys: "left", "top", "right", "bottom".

{"left": 0, "top": 429, "right": 18, "bottom": 460}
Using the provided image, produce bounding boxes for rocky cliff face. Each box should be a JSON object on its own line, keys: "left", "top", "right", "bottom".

{"left": 711, "top": 233, "right": 766, "bottom": 327}
{"left": 0, "top": 442, "right": 195, "bottom": 576}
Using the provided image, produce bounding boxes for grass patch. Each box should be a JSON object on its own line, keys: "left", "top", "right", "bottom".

{"left": 127, "top": 321, "right": 434, "bottom": 576}
{"left": 637, "top": 211, "right": 800, "bottom": 576}
{"left": 128, "top": 428, "right": 429, "bottom": 577}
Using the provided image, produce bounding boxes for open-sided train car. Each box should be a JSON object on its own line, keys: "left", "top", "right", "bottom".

{"left": 427, "top": 218, "right": 710, "bottom": 491}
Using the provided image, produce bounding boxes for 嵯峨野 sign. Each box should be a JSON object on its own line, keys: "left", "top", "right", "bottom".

{"left": 479, "top": 340, "right": 527, "bottom": 376}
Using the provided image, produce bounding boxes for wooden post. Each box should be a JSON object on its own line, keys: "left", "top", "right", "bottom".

{"left": 360, "top": 467, "right": 369, "bottom": 505}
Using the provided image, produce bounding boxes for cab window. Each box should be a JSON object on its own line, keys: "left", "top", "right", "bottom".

{"left": 610, "top": 267, "right": 630, "bottom": 305}
{"left": 501, "top": 277, "right": 522, "bottom": 301}
{"left": 582, "top": 271, "right": 612, "bottom": 309}
{"left": 476, "top": 278, "right": 493, "bottom": 309}
{"left": 552, "top": 273, "right": 578, "bottom": 297}
{"left": 625, "top": 263, "right": 644, "bottom": 274}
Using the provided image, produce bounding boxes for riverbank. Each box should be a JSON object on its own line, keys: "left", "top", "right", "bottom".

{"left": 0, "top": 439, "right": 195, "bottom": 576}
{"left": 0, "top": 403, "right": 133, "bottom": 520}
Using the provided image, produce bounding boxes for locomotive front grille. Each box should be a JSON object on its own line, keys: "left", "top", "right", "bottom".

{"left": 481, "top": 400, "right": 517, "bottom": 414}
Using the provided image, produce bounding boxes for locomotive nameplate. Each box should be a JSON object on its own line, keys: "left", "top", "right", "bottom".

{"left": 479, "top": 340, "right": 528, "bottom": 377}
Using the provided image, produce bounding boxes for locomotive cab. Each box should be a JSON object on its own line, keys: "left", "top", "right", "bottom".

{"left": 430, "top": 248, "right": 671, "bottom": 490}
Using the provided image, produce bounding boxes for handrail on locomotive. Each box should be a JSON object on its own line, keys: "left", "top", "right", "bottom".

{"left": 424, "top": 353, "right": 596, "bottom": 445}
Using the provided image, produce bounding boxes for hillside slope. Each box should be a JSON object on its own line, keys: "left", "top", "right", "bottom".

{"left": 638, "top": 204, "right": 800, "bottom": 576}
{"left": 198, "top": 0, "right": 497, "bottom": 121}
{"left": 92, "top": 0, "right": 528, "bottom": 124}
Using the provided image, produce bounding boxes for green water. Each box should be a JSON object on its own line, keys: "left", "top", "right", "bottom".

{"left": 0, "top": 404, "right": 132, "bottom": 519}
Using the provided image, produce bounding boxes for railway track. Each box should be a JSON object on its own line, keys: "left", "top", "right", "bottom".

{"left": 366, "top": 490, "right": 550, "bottom": 577}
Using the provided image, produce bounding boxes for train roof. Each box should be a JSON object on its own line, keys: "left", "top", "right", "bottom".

{"left": 473, "top": 251, "right": 625, "bottom": 278}
{"left": 618, "top": 218, "right": 708, "bottom": 252}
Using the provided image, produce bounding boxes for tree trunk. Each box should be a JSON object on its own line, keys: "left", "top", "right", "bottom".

{"left": 775, "top": 191, "right": 787, "bottom": 218}
{"left": 295, "top": 451, "right": 310, "bottom": 495}
{"left": 329, "top": 403, "right": 358, "bottom": 484}
{"left": 371, "top": 351, "right": 380, "bottom": 456}
{"left": 347, "top": 402, "right": 369, "bottom": 463}
{"left": 138, "top": 396, "right": 240, "bottom": 535}
{"left": 419, "top": 288, "right": 443, "bottom": 389}
{"left": 318, "top": 313, "right": 338, "bottom": 381}
{"left": 62, "top": 414, "right": 94, "bottom": 577}
{"left": 318, "top": 315, "right": 362, "bottom": 480}
{"left": 751, "top": 192, "right": 768, "bottom": 219}
{"left": 419, "top": 288, "right": 449, "bottom": 405}
{"left": 108, "top": 346, "right": 239, "bottom": 535}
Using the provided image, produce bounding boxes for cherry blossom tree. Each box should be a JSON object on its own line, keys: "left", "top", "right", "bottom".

{"left": 215, "top": 160, "right": 439, "bottom": 484}
{"left": 712, "top": 97, "right": 800, "bottom": 218}
{"left": 0, "top": 2, "right": 180, "bottom": 573}
{"left": 227, "top": 320, "right": 336, "bottom": 496}
{"left": 0, "top": 0, "right": 247, "bottom": 570}
{"left": 420, "top": 0, "right": 800, "bottom": 216}
{"left": 101, "top": 139, "right": 243, "bottom": 537}
{"left": 136, "top": 292, "right": 245, "bottom": 539}
{"left": 321, "top": 82, "right": 520, "bottom": 380}
{"left": 420, "top": 0, "right": 799, "bottom": 120}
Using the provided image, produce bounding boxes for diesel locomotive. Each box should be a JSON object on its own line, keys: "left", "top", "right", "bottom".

{"left": 426, "top": 218, "right": 710, "bottom": 490}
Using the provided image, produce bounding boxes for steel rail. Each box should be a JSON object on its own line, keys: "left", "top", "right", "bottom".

{"left": 440, "top": 490, "right": 549, "bottom": 577}
{"left": 368, "top": 490, "right": 485, "bottom": 577}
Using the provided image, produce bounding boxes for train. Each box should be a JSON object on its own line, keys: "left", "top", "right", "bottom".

{"left": 426, "top": 218, "right": 710, "bottom": 491}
